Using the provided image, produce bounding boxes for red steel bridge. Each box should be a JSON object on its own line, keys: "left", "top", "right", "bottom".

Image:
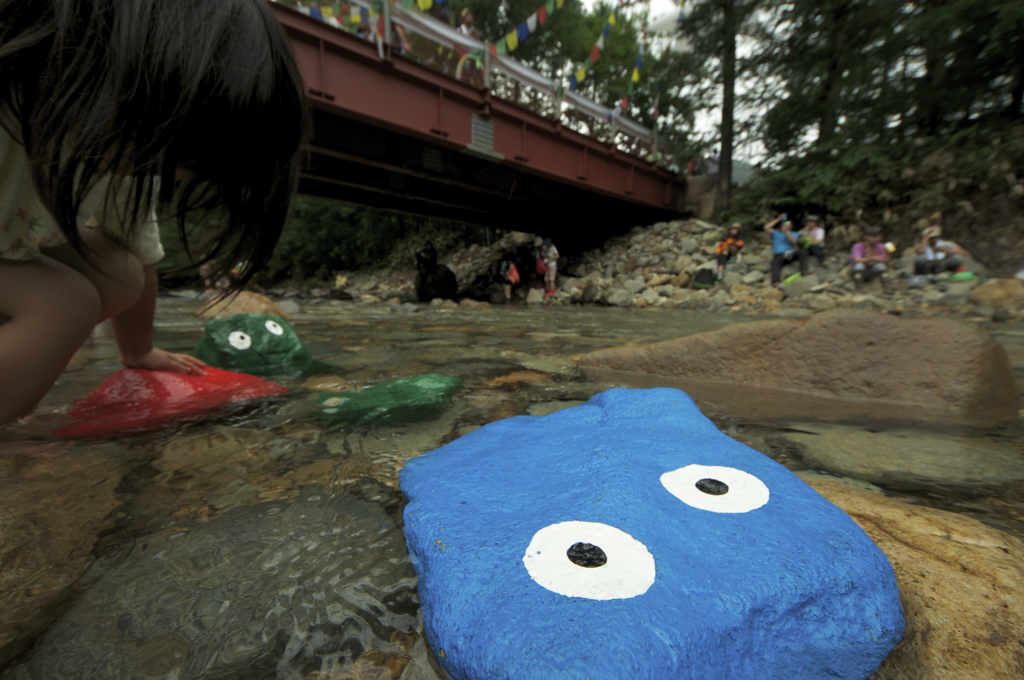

{"left": 270, "top": 2, "right": 685, "bottom": 244}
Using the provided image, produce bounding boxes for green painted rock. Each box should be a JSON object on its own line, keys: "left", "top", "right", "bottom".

{"left": 318, "top": 374, "right": 462, "bottom": 428}
{"left": 193, "top": 314, "right": 333, "bottom": 377}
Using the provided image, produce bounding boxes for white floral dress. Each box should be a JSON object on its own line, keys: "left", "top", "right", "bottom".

{"left": 0, "top": 126, "right": 164, "bottom": 264}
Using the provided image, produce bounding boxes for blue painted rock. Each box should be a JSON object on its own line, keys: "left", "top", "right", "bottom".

{"left": 192, "top": 313, "right": 333, "bottom": 377}
{"left": 400, "top": 388, "right": 905, "bottom": 680}
{"left": 318, "top": 374, "right": 462, "bottom": 428}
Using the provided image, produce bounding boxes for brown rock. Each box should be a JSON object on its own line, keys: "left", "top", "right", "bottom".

{"left": 968, "top": 278, "right": 1024, "bottom": 311}
{"left": 578, "top": 310, "right": 1018, "bottom": 423}
{"left": 647, "top": 273, "right": 672, "bottom": 287}
{"left": 0, "top": 448, "right": 122, "bottom": 667}
{"left": 196, "top": 291, "right": 291, "bottom": 319}
{"left": 760, "top": 287, "right": 785, "bottom": 303}
{"left": 729, "top": 283, "right": 753, "bottom": 296}
{"left": 670, "top": 272, "right": 692, "bottom": 287}
{"left": 807, "top": 479, "right": 1024, "bottom": 680}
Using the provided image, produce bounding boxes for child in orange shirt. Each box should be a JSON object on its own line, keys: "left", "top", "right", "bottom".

{"left": 715, "top": 223, "right": 745, "bottom": 281}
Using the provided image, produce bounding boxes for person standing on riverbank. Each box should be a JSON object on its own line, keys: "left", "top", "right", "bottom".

{"left": 0, "top": 0, "right": 307, "bottom": 425}
{"left": 765, "top": 214, "right": 809, "bottom": 284}
{"left": 541, "top": 238, "right": 560, "bottom": 297}
{"left": 715, "top": 223, "right": 745, "bottom": 281}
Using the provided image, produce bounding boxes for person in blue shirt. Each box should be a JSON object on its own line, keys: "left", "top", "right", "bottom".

{"left": 764, "top": 214, "right": 809, "bottom": 284}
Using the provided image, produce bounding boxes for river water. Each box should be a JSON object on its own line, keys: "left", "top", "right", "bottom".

{"left": 2, "top": 296, "right": 1022, "bottom": 680}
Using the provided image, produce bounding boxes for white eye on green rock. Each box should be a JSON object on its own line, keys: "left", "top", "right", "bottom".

{"left": 661, "top": 464, "right": 769, "bottom": 513}
{"left": 265, "top": 320, "right": 284, "bottom": 336}
{"left": 522, "top": 521, "right": 656, "bottom": 600}
{"left": 228, "top": 331, "right": 252, "bottom": 350}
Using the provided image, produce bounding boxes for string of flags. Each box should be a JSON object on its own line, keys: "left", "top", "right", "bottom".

{"left": 608, "top": 35, "right": 644, "bottom": 122}
{"left": 295, "top": 3, "right": 382, "bottom": 34}
{"left": 568, "top": 12, "right": 616, "bottom": 91}
{"left": 491, "top": 0, "right": 565, "bottom": 56}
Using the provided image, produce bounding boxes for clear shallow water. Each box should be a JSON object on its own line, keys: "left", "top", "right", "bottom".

{"left": 1, "top": 296, "right": 1022, "bottom": 679}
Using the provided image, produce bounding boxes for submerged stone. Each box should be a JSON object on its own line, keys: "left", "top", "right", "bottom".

{"left": 400, "top": 388, "right": 905, "bottom": 680}
{"left": 53, "top": 367, "right": 287, "bottom": 439}
{"left": 27, "top": 488, "right": 425, "bottom": 680}
{"left": 785, "top": 424, "right": 1024, "bottom": 493}
{"left": 192, "top": 313, "right": 333, "bottom": 377}
{"left": 318, "top": 373, "right": 462, "bottom": 428}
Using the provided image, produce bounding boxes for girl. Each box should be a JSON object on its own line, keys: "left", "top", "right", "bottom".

{"left": 0, "top": 0, "right": 308, "bottom": 423}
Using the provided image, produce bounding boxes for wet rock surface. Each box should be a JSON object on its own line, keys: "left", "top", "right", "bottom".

{"left": 1, "top": 297, "right": 1022, "bottom": 679}
{"left": 25, "top": 487, "right": 433, "bottom": 680}
{"left": 808, "top": 479, "right": 1024, "bottom": 680}
{"left": 578, "top": 309, "right": 1019, "bottom": 424}
{"left": 0, "top": 446, "right": 124, "bottom": 669}
{"left": 786, "top": 425, "right": 1024, "bottom": 492}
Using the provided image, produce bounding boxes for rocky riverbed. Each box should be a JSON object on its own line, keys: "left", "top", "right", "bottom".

{"left": 326, "top": 219, "right": 1024, "bottom": 323}
{"left": 2, "top": 225, "right": 1023, "bottom": 679}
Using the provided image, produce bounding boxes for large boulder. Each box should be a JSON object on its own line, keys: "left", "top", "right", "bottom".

{"left": 807, "top": 479, "right": 1024, "bottom": 680}
{"left": 968, "top": 278, "right": 1024, "bottom": 311}
{"left": 578, "top": 310, "right": 1018, "bottom": 424}
{"left": 401, "top": 389, "right": 904, "bottom": 680}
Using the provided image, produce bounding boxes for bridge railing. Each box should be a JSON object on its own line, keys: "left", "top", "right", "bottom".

{"left": 276, "top": 1, "right": 668, "bottom": 163}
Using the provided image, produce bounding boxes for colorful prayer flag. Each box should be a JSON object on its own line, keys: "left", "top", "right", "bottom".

{"left": 527, "top": 14, "right": 538, "bottom": 33}
{"left": 505, "top": 29, "right": 519, "bottom": 51}
{"left": 517, "top": 21, "right": 530, "bottom": 42}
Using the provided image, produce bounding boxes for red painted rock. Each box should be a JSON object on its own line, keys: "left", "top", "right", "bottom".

{"left": 53, "top": 367, "right": 287, "bottom": 439}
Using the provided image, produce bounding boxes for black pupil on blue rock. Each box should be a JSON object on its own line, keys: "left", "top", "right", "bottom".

{"left": 696, "top": 478, "right": 729, "bottom": 495}
{"left": 567, "top": 542, "right": 607, "bottom": 568}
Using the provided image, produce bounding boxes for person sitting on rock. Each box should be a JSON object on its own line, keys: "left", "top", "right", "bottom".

{"left": 798, "top": 215, "right": 826, "bottom": 265}
{"left": 914, "top": 225, "right": 968, "bottom": 276}
{"left": 715, "top": 223, "right": 745, "bottom": 281}
{"left": 765, "top": 214, "right": 809, "bottom": 284}
{"left": 415, "top": 241, "right": 458, "bottom": 302}
{"left": 850, "top": 225, "right": 891, "bottom": 291}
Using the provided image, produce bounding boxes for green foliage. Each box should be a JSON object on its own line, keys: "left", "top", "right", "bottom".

{"left": 259, "top": 197, "right": 493, "bottom": 287}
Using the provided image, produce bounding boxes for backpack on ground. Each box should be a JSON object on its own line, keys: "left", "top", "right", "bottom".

{"left": 692, "top": 268, "right": 715, "bottom": 289}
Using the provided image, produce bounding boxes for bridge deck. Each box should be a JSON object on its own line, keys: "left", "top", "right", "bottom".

{"left": 271, "top": 3, "right": 685, "bottom": 241}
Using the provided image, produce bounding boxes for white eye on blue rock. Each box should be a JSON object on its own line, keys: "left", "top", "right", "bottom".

{"left": 661, "top": 464, "right": 770, "bottom": 513}
{"left": 228, "top": 331, "right": 252, "bottom": 350}
{"left": 265, "top": 320, "right": 284, "bottom": 336}
{"left": 522, "top": 521, "right": 656, "bottom": 600}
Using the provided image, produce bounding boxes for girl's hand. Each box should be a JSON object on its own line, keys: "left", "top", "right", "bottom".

{"left": 123, "top": 348, "right": 207, "bottom": 375}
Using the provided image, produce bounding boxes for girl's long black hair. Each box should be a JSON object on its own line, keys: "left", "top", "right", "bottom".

{"left": 0, "top": 0, "right": 308, "bottom": 288}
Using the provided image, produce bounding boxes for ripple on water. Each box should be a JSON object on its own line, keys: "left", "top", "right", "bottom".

{"left": 25, "top": 487, "right": 442, "bottom": 680}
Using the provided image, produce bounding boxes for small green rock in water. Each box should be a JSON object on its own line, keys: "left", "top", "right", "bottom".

{"left": 319, "top": 374, "right": 462, "bottom": 427}
{"left": 193, "top": 313, "right": 333, "bottom": 377}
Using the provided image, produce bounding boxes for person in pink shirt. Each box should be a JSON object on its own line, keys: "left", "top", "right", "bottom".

{"left": 850, "top": 226, "right": 891, "bottom": 292}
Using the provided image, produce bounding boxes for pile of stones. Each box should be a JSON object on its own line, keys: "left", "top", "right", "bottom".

{"left": 329, "top": 219, "right": 1023, "bottom": 321}
{"left": 544, "top": 218, "right": 1021, "bottom": 320}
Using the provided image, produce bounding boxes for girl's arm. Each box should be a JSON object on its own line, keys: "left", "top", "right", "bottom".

{"left": 112, "top": 265, "right": 206, "bottom": 373}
